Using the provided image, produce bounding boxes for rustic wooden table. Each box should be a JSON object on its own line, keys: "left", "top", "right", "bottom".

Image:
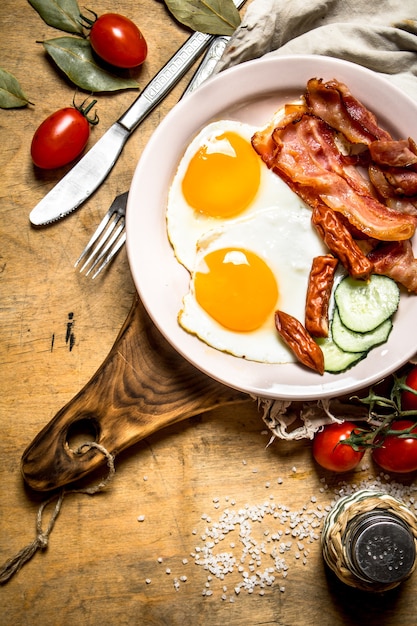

{"left": 2, "top": 1, "right": 417, "bottom": 624}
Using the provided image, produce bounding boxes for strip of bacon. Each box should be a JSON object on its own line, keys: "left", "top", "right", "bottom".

{"left": 305, "top": 78, "right": 392, "bottom": 144}
{"left": 368, "top": 240, "right": 417, "bottom": 293}
{"left": 252, "top": 113, "right": 417, "bottom": 241}
{"left": 369, "top": 139, "right": 417, "bottom": 168}
{"left": 384, "top": 168, "right": 417, "bottom": 197}
{"left": 311, "top": 205, "right": 373, "bottom": 279}
{"left": 368, "top": 164, "right": 417, "bottom": 216}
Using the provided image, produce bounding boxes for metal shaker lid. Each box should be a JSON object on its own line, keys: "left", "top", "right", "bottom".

{"left": 346, "top": 511, "right": 416, "bottom": 585}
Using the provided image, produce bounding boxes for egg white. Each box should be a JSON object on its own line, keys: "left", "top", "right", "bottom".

{"left": 178, "top": 206, "right": 328, "bottom": 364}
{"left": 166, "top": 119, "right": 304, "bottom": 271}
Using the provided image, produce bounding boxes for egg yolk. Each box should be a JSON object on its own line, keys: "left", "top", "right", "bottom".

{"left": 182, "top": 131, "right": 261, "bottom": 218}
{"left": 194, "top": 248, "right": 279, "bottom": 332}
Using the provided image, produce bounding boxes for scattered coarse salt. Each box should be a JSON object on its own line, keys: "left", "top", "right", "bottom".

{"left": 137, "top": 515, "right": 145, "bottom": 522}
{"left": 137, "top": 466, "right": 417, "bottom": 602}
{"left": 145, "top": 578, "right": 151, "bottom": 584}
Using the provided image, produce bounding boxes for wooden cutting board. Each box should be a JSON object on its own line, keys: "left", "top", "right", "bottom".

{"left": 21, "top": 295, "right": 251, "bottom": 491}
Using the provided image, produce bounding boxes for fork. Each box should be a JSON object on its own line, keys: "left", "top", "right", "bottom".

{"left": 74, "top": 191, "right": 128, "bottom": 279}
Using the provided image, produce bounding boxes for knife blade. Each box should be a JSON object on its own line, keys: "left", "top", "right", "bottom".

{"left": 29, "top": 3, "right": 244, "bottom": 227}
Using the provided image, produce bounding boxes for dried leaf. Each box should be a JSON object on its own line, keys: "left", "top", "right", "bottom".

{"left": 28, "top": 0, "right": 84, "bottom": 35}
{"left": 164, "top": 0, "right": 241, "bottom": 36}
{"left": 0, "top": 68, "right": 32, "bottom": 108}
{"left": 42, "top": 37, "right": 140, "bottom": 92}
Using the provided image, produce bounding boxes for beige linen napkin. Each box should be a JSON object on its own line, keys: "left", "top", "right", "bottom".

{"left": 214, "top": 0, "right": 417, "bottom": 440}
{"left": 217, "top": 0, "right": 417, "bottom": 101}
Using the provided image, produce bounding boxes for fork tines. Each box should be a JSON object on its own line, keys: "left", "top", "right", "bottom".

{"left": 75, "top": 191, "right": 128, "bottom": 279}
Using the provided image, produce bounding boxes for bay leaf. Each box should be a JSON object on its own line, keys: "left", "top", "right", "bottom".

{"left": 42, "top": 38, "right": 140, "bottom": 92}
{"left": 0, "top": 68, "right": 32, "bottom": 108}
{"left": 28, "top": 0, "right": 84, "bottom": 35}
{"left": 164, "top": 0, "right": 241, "bottom": 36}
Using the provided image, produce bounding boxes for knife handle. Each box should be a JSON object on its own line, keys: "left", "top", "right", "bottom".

{"left": 182, "top": 36, "right": 230, "bottom": 96}
{"left": 118, "top": 31, "right": 214, "bottom": 133}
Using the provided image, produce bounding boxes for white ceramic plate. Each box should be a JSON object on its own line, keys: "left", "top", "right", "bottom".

{"left": 126, "top": 55, "right": 417, "bottom": 401}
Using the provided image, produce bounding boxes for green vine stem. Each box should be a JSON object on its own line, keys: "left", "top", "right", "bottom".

{"left": 345, "top": 371, "right": 417, "bottom": 451}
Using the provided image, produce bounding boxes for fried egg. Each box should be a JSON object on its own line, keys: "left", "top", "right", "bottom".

{"left": 178, "top": 206, "right": 327, "bottom": 364}
{"left": 166, "top": 119, "right": 302, "bottom": 271}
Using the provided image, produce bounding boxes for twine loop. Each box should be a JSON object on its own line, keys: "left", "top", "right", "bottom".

{"left": 0, "top": 441, "right": 115, "bottom": 585}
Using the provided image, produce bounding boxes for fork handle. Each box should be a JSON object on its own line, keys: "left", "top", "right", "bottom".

{"left": 21, "top": 295, "right": 250, "bottom": 491}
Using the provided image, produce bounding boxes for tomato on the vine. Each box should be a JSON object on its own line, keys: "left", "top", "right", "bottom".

{"left": 401, "top": 366, "right": 417, "bottom": 411}
{"left": 31, "top": 97, "right": 98, "bottom": 169}
{"left": 372, "top": 419, "right": 417, "bottom": 473}
{"left": 312, "top": 421, "right": 365, "bottom": 472}
{"left": 89, "top": 13, "right": 148, "bottom": 69}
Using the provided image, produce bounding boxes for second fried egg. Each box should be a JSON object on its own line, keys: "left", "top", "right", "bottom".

{"left": 179, "top": 206, "right": 327, "bottom": 364}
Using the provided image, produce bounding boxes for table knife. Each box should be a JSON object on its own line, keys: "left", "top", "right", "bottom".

{"left": 181, "top": 35, "right": 230, "bottom": 96}
{"left": 29, "top": 4, "right": 243, "bottom": 227}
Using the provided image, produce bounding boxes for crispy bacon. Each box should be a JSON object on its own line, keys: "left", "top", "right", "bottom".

{"left": 252, "top": 113, "right": 417, "bottom": 242}
{"left": 311, "top": 205, "right": 373, "bottom": 279}
{"left": 305, "top": 78, "right": 392, "bottom": 144}
{"left": 368, "top": 164, "right": 417, "bottom": 216}
{"left": 384, "top": 168, "right": 417, "bottom": 197}
{"left": 369, "top": 139, "right": 417, "bottom": 168}
{"left": 252, "top": 77, "right": 417, "bottom": 374}
{"left": 368, "top": 240, "right": 417, "bottom": 293}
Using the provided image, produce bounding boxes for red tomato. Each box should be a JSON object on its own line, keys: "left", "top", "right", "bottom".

{"left": 372, "top": 420, "right": 417, "bottom": 473}
{"left": 312, "top": 422, "right": 365, "bottom": 472}
{"left": 31, "top": 100, "right": 98, "bottom": 169}
{"left": 401, "top": 366, "right": 417, "bottom": 411}
{"left": 89, "top": 14, "right": 147, "bottom": 68}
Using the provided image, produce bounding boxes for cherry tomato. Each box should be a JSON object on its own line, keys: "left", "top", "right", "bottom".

{"left": 372, "top": 420, "right": 417, "bottom": 473}
{"left": 89, "top": 13, "right": 147, "bottom": 68}
{"left": 31, "top": 98, "right": 98, "bottom": 169}
{"left": 312, "top": 422, "right": 365, "bottom": 472}
{"left": 401, "top": 366, "right": 417, "bottom": 411}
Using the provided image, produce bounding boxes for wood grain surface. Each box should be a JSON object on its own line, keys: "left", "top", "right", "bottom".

{"left": 1, "top": 1, "right": 417, "bottom": 624}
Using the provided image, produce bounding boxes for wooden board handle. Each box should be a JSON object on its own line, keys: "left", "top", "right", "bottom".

{"left": 21, "top": 295, "right": 250, "bottom": 491}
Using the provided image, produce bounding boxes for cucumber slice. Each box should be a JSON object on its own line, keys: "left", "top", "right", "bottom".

{"left": 332, "top": 307, "right": 393, "bottom": 353}
{"left": 315, "top": 335, "right": 365, "bottom": 373}
{"left": 334, "top": 274, "right": 400, "bottom": 333}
